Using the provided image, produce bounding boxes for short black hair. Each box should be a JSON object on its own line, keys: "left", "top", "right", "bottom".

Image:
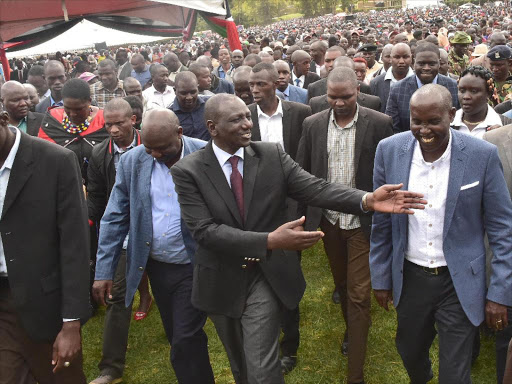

{"left": 251, "top": 62, "right": 278, "bottom": 81}
{"left": 415, "top": 41, "right": 440, "bottom": 57}
{"left": 28, "top": 65, "right": 44, "bottom": 77}
{"left": 62, "top": 78, "right": 91, "bottom": 101}
{"left": 124, "top": 95, "right": 143, "bottom": 111}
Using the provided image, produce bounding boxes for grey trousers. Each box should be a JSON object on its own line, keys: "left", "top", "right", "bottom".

{"left": 98, "top": 250, "right": 133, "bottom": 378}
{"left": 396, "top": 260, "right": 477, "bottom": 384}
{"left": 209, "top": 271, "right": 284, "bottom": 384}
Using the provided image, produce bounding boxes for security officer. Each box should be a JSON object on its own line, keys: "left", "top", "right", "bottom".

{"left": 487, "top": 45, "right": 512, "bottom": 103}
{"left": 448, "top": 31, "right": 472, "bottom": 77}
{"left": 358, "top": 44, "right": 382, "bottom": 82}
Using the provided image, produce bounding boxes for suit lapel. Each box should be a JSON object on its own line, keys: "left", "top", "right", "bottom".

{"left": 281, "top": 101, "right": 291, "bottom": 154}
{"left": 319, "top": 111, "right": 330, "bottom": 178}
{"left": 443, "top": 132, "right": 467, "bottom": 240}
{"left": 250, "top": 105, "right": 261, "bottom": 142}
{"left": 2, "top": 134, "right": 34, "bottom": 219}
{"left": 503, "top": 129, "right": 512, "bottom": 177}
{"left": 135, "top": 151, "right": 154, "bottom": 213}
{"left": 242, "top": 146, "right": 259, "bottom": 224}
{"left": 202, "top": 143, "right": 243, "bottom": 227}
{"left": 354, "top": 108, "right": 369, "bottom": 175}
{"left": 397, "top": 134, "right": 415, "bottom": 239}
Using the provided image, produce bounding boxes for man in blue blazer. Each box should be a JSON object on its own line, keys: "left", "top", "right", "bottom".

{"left": 93, "top": 109, "right": 214, "bottom": 383}
{"left": 274, "top": 60, "right": 308, "bottom": 104}
{"left": 371, "top": 84, "right": 512, "bottom": 384}
{"left": 385, "top": 42, "right": 460, "bottom": 133}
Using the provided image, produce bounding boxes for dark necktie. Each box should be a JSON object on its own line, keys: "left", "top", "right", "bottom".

{"left": 18, "top": 70, "right": 23, "bottom": 83}
{"left": 228, "top": 156, "right": 244, "bottom": 222}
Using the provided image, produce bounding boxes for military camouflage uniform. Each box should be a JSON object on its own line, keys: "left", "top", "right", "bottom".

{"left": 495, "top": 77, "right": 512, "bottom": 103}
{"left": 448, "top": 49, "right": 469, "bottom": 77}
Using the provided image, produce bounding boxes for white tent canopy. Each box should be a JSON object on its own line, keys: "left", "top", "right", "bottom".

{"left": 7, "top": 20, "right": 169, "bottom": 58}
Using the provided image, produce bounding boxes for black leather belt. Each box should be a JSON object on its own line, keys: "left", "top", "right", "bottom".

{"left": 406, "top": 259, "right": 448, "bottom": 275}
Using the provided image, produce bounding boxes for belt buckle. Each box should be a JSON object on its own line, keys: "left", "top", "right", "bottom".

{"left": 423, "top": 266, "right": 438, "bottom": 275}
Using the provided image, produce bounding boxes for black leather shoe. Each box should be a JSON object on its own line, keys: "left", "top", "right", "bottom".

{"left": 341, "top": 331, "right": 348, "bottom": 356}
{"left": 332, "top": 289, "right": 341, "bottom": 304}
{"left": 348, "top": 381, "right": 365, "bottom": 384}
{"left": 281, "top": 356, "right": 297, "bottom": 374}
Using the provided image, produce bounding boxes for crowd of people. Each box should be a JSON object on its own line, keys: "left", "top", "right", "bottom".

{"left": 1, "top": 2, "right": 512, "bottom": 384}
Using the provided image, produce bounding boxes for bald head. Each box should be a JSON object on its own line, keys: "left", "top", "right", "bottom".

{"left": 205, "top": 93, "right": 240, "bottom": 123}
{"left": 196, "top": 56, "right": 213, "bottom": 72}
{"left": 0, "top": 81, "right": 29, "bottom": 122}
{"left": 382, "top": 44, "right": 394, "bottom": 56}
{"left": 333, "top": 56, "right": 355, "bottom": 70}
{"left": 104, "top": 98, "right": 133, "bottom": 118}
{"left": 163, "top": 52, "right": 181, "bottom": 72}
{"left": 291, "top": 50, "right": 311, "bottom": 64}
{"left": 141, "top": 109, "right": 183, "bottom": 165}
{"left": 327, "top": 67, "right": 358, "bottom": 87}
{"left": 175, "top": 71, "right": 198, "bottom": 89}
{"left": 411, "top": 83, "right": 452, "bottom": 111}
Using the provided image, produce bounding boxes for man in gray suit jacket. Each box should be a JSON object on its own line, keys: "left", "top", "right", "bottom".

{"left": 484, "top": 124, "right": 512, "bottom": 384}
{"left": 93, "top": 110, "right": 214, "bottom": 383}
{"left": 309, "top": 93, "right": 381, "bottom": 115}
{"left": 171, "top": 93, "right": 427, "bottom": 384}
{"left": 371, "top": 85, "right": 512, "bottom": 384}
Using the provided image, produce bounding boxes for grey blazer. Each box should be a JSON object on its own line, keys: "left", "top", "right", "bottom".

{"left": 309, "top": 93, "right": 381, "bottom": 115}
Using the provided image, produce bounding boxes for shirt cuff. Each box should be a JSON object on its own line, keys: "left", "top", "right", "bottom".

{"left": 63, "top": 318, "right": 79, "bottom": 322}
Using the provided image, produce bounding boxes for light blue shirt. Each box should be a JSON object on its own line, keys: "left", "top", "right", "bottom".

{"left": 149, "top": 153, "right": 189, "bottom": 264}
{"left": 131, "top": 66, "right": 152, "bottom": 88}
{"left": 0, "top": 127, "right": 21, "bottom": 276}
{"left": 504, "top": 109, "right": 512, "bottom": 119}
{"left": 416, "top": 74, "right": 438, "bottom": 89}
{"left": 50, "top": 95, "right": 63, "bottom": 107}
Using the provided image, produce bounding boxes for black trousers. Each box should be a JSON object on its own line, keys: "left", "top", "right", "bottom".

{"left": 496, "top": 307, "right": 512, "bottom": 384}
{"left": 396, "top": 260, "right": 477, "bottom": 384}
{"left": 145, "top": 259, "right": 214, "bottom": 384}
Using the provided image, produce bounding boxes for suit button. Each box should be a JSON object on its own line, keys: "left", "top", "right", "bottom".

{"left": 244, "top": 257, "right": 248, "bottom": 260}
{"left": 138, "top": 267, "right": 144, "bottom": 271}
{"left": 242, "top": 264, "right": 247, "bottom": 269}
{"left": 256, "top": 259, "right": 260, "bottom": 262}
{"left": 146, "top": 242, "right": 150, "bottom": 246}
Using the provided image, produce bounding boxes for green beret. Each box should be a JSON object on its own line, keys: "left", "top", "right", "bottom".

{"left": 449, "top": 31, "right": 472, "bottom": 45}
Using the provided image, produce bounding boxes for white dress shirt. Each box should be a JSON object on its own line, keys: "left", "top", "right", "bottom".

{"left": 142, "top": 85, "right": 175, "bottom": 110}
{"left": 451, "top": 105, "right": 503, "bottom": 140}
{"left": 256, "top": 99, "right": 284, "bottom": 150}
{"left": 0, "top": 127, "right": 21, "bottom": 276}
{"left": 212, "top": 141, "right": 244, "bottom": 187}
{"left": 406, "top": 132, "right": 452, "bottom": 268}
{"left": 291, "top": 71, "right": 306, "bottom": 88}
{"left": 384, "top": 66, "right": 415, "bottom": 84}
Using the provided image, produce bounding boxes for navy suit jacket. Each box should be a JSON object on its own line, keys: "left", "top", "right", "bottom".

{"left": 370, "top": 130, "right": 512, "bottom": 326}
{"left": 95, "top": 136, "right": 206, "bottom": 307}
{"left": 385, "top": 74, "right": 460, "bottom": 133}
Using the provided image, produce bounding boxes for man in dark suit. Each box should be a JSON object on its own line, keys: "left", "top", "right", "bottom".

{"left": 35, "top": 60, "right": 66, "bottom": 113}
{"left": 0, "top": 109, "right": 90, "bottom": 383}
{"left": 290, "top": 50, "right": 321, "bottom": 90}
{"left": 297, "top": 67, "right": 393, "bottom": 384}
{"left": 370, "top": 43, "right": 414, "bottom": 113}
{"left": 385, "top": 42, "right": 460, "bottom": 133}
{"left": 10, "top": 60, "right": 28, "bottom": 84}
{"left": 372, "top": 85, "right": 512, "bottom": 383}
{"left": 248, "top": 62, "right": 311, "bottom": 373}
{"left": 0, "top": 81, "right": 44, "bottom": 136}
{"left": 116, "top": 49, "right": 133, "bottom": 82}
{"left": 309, "top": 93, "right": 381, "bottom": 114}
{"left": 170, "top": 93, "right": 427, "bottom": 384}
{"left": 307, "top": 56, "right": 372, "bottom": 101}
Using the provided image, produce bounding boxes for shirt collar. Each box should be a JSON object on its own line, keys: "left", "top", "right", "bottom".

{"left": 50, "top": 95, "right": 63, "bottom": 106}
{"left": 416, "top": 74, "right": 438, "bottom": 88}
{"left": 113, "top": 131, "right": 137, "bottom": 154}
{"left": 96, "top": 80, "right": 122, "bottom": 92}
{"left": 212, "top": 141, "right": 245, "bottom": 168}
{"left": 385, "top": 66, "right": 415, "bottom": 82}
{"left": 149, "top": 85, "right": 174, "bottom": 95}
{"left": 256, "top": 97, "right": 283, "bottom": 118}
{"left": 330, "top": 104, "right": 359, "bottom": 129}
{"left": 452, "top": 105, "right": 503, "bottom": 129}
{"left": 16, "top": 116, "right": 27, "bottom": 128}
{"left": 1, "top": 127, "right": 21, "bottom": 173}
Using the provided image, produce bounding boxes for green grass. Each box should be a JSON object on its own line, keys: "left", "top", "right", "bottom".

{"left": 82, "top": 242, "right": 497, "bottom": 383}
